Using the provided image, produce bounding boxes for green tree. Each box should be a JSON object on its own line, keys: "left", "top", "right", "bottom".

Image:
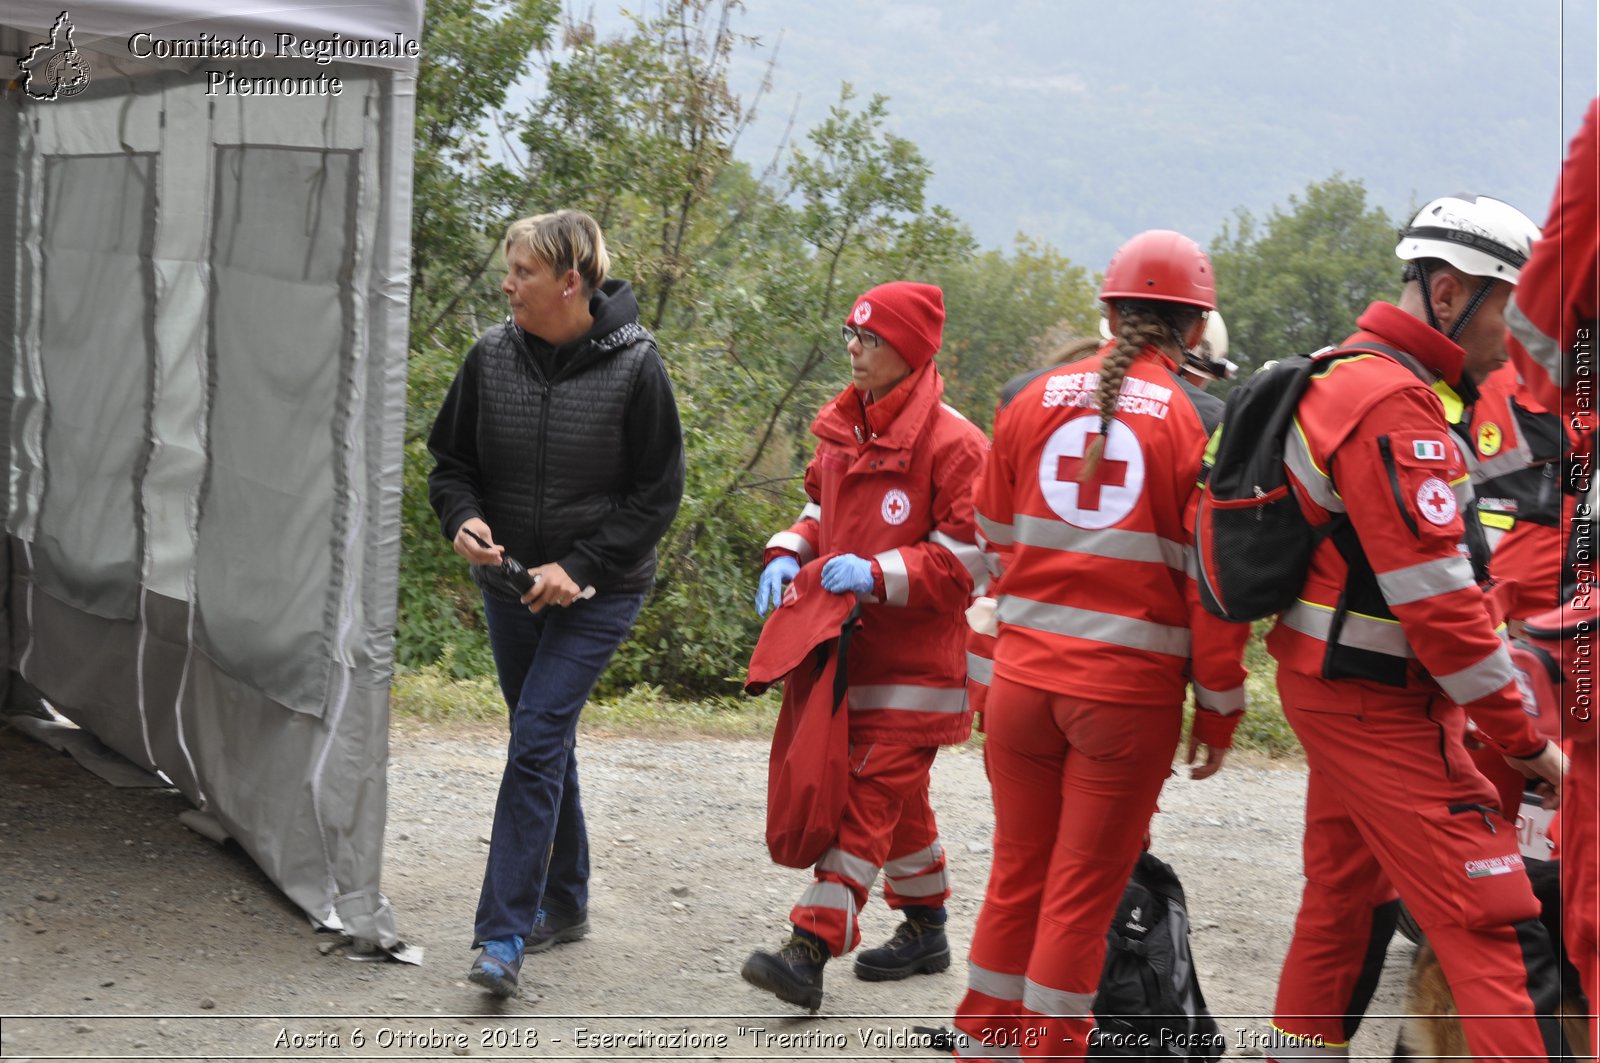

{"left": 1209, "top": 175, "right": 1398, "bottom": 374}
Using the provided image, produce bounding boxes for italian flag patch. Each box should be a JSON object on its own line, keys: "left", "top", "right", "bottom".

{"left": 1464, "top": 854, "right": 1524, "bottom": 879}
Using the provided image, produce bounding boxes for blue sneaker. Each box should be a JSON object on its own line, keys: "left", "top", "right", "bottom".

{"left": 468, "top": 936, "right": 523, "bottom": 998}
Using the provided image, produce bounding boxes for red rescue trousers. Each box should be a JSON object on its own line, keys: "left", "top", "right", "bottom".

{"left": 1271, "top": 671, "right": 1567, "bottom": 1062}
{"left": 1566, "top": 737, "right": 1599, "bottom": 1052}
{"left": 789, "top": 742, "right": 949, "bottom": 956}
{"left": 953, "top": 676, "right": 1181, "bottom": 1062}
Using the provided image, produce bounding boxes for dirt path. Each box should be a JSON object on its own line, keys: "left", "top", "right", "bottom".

{"left": 0, "top": 718, "right": 1412, "bottom": 1061}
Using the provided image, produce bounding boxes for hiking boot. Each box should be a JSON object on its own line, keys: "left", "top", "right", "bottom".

{"left": 467, "top": 938, "right": 523, "bottom": 998}
{"left": 740, "top": 931, "right": 827, "bottom": 1012}
{"left": 524, "top": 907, "right": 590, "bottom": 954}
{"left": 853, "top": 915, "right": 950, "bottom": 981}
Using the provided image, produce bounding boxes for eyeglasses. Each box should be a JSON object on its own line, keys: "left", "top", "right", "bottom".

{"left": 842, "top": 325, "right": 884, "bottom": 350}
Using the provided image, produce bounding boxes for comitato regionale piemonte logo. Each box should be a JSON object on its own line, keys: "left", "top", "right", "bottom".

{"left": 19, "top": 11, "right": 93, "bottom": 101}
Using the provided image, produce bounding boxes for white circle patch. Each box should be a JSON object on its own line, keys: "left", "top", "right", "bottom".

{"left": 853, "top": 301, "right": 872, "bottom": 325}
{"left": 1415, "top": 477, "right": 1458, "bottom": 525}
{"left": 881, "top": 488, "right": 911, "bottom": 525}
{"left": 1037, "top": 417, "right": 1145, "bottom": 529}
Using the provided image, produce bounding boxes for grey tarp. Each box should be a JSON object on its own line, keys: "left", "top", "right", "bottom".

{"left": 0, "top": 1, "right": 419, "bottom": 947}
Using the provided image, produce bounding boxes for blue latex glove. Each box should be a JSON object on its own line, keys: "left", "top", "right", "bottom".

{"left": 820, "top": 553, "right": 875, "bottom": 595}
{"left": 756, "top": 556, "right": 800, "bottom": 616}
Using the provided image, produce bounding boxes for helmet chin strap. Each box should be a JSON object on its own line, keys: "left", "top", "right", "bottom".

{"left": 1408, "top": 261, "right": 1495, "bottom": 341}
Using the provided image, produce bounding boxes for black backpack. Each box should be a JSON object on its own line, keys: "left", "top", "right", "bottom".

{"left": 1194, "top": 345, "right": 1399, "bottom": 622}
{"left": 1090, "top": 851, "right": 1224, "bottom": 1061}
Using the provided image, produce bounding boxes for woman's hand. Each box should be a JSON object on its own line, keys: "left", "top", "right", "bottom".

{"left": 454, "top": 519, "right": 504, "bottom": 565}
{"left": 522, "top": 563, "right": 582, "bottom": 613}
{"left": 1185, "top": 735, "right": 1229, "bottom": 781}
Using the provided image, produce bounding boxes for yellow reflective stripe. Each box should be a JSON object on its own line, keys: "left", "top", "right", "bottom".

{"left": 1479, "top": 511, "right": 1516, "bottom": 530}
{"left": 1431, "top": 379, "right": 1465, "bottom": 424}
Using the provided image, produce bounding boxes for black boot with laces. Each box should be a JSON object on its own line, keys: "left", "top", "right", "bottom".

{"left": 740, "top": 928, "right": 827, "bottom": 1012}
{"left": 853, "top": 909, "right": 950, "bottom": 981}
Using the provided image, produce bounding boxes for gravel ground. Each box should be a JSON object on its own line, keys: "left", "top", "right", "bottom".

{"left": 0, "top": 716, "right": 1414, "bottom": 1061}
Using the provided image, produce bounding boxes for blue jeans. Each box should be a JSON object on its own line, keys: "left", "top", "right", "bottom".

{"left": 473, "top": 589, "right": 645, "bottom": 945}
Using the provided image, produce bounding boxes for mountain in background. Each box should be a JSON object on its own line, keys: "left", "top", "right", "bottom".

{"left": 589, "top": 0, "right": 1597, "bottom": 271}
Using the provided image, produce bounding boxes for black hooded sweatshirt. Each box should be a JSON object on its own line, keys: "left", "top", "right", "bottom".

{"left": 426, "top": 279, "right": 685, "bottom": 596}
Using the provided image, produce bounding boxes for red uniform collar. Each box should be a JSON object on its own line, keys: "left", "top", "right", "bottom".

{"left": 813, "top": 361, "right": 943, "bottom": 449}
{"left": 1348, "top": 301, "right": 1467, "bottom": 390}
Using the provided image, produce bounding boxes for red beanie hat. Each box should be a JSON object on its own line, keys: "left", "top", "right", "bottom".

{"left": 844, "top": 281, "right": 945, "bottom": 370}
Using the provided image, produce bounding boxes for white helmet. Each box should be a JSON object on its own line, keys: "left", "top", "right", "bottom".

{"left": 1395, "top": 193, "right": 1539, "bottom": 284}
{"left": 1185, "top": 310, "right": 1236, "bottom": 381}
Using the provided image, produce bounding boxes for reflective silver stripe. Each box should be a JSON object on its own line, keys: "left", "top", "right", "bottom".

{"left": 951, "top": 1030, "right": 1022, "bottom": 1061}
{"left": 1012, "top": 514, "right": 1186, "bottom": 570}
{"left": 1375, "top": 555, "right": 1476, "bottom": 606}
{"left": 1280, "top": 600, "right": 1412, "bottom": 658}
{"left": 1436, "top": 644, "right": 1517, "bottom": 705}
{"left": 1482, "top": 523, "right": 1507, "bottom": 553}
{"left": 967, "top": 960, "right": 1025, "bottom": 1002}
{"left": 976, "top": 511, "right": 1014, "bottom": 547}
{"left": 875, "top": 548, "right": 910, "bottom": 606}
{"left": 1193, "top": 682, "right": 1246, "bottom": 715}
{"left": 765, "top": 529, "right": 815, "bottom": 564}
{"left": 998, "top": 595, "right": 1191, "bottom": 658}
{"left": 1507, "top": 300, "right": 1566, "bottom": 390}
{"left": 800, "top": 502, "right": 822, "bottom": 522}
{"left": 1474, "top": 437, "right": 1535, "bottom": 483}
{"left": 1450, "top": 476, "right": 1474, "bottom": 514}
{"left": 1285, "top": 421, "right": 1346, "bottom": 513}
{"left": 887, "top": 869, "right": 948, "bottom": 897}
{"left": 850, "top": 684, "right": 968, "bottom": 714}
{"left": 931, "top": 529, "right": 987, "bottom": 587}
{"left": 966, "top": 651, "right": 994, "bottom": 685}
{"left": 884, "top": 840, "right": 944, "bottom": 878}
{"left": 1270, "top": 1027, "right": 1350, "bottom": 1060}
{"left": 798, "top": 880, "right": 856, "bottom": 914}
{"left": 817, "top": 847, "right": 879, "bottom": 889}
{"left": 1023, "top": 977, "right": 1094, "bottom": 1018}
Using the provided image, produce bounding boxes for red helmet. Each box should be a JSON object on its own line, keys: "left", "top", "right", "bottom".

{"left": 1099, "top": 230, "right": 1217, "bottom": 311}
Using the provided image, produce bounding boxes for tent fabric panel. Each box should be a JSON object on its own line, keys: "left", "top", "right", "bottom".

{"left": 195, "top": 146, "right": 359, "bottom": 718}
{"left": 34, "top": 153, "right": 156, "bottom": 621}
{"left": 180, "top": 652, "right": 397, "bottom": 944}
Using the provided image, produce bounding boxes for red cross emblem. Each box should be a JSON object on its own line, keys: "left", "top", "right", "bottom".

{"left": 1055, "top": 435, "right": 1129, "bottom": 511}
{"left": 881, "top": 488, "right": 911, "bottom": 525}
{"left": 1415, "top": 476, "right": 1458, "bottom": 526}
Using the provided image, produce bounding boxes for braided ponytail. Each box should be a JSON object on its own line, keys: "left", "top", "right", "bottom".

{"left": 1076, "top": 304, "right": 1170, "bottom": 479}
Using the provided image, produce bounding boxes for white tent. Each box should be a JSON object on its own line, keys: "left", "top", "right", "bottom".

{"left": 1, "top": 1, "right": 421, "bottom": 948}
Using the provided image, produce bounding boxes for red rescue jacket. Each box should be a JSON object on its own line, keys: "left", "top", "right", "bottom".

{"left": 763, "top": 362, "right": 989, "bottom": 746}
{"left": 1268, "top": 303, "right": 1544, "bottom": 758}
{"left": 974, "top": 341, "right": 1248, "bottom": 748}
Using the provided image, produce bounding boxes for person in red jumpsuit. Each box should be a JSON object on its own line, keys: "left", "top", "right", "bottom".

{"left": 950, "top": 230, "right": 1249, "bottom": 1061}
{"left": 1505, "top": 97, "right": 1600, "bottom": 1052}
{"left": 1266, "top": 193, "right": 1571, "bottom": 1062}
{"left": 739, "top": 280, "right": 989, "bottom": 1012}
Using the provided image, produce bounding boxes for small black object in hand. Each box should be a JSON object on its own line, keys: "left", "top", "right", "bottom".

{"left": 462, "top": 527, "right": 538, "bottom": 595}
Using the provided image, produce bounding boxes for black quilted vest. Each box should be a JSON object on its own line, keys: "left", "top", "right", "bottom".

{"left": 473, "top": 317, "right": 659, "bottom": 593}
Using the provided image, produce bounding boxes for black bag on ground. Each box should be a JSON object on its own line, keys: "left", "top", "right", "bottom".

{"left": 1089, "top": 851, "right": 1224, "bottom": 1061}
{"left": 1194, "top": 345, "right": 1398, "bottom": 622}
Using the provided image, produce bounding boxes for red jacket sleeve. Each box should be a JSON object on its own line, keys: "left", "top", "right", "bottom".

{"left": 869, "top": 418, "right": 988, "bottom": 611}
{"left": 1184, "top": 429, "right": 1250, "bottom": 748}
{"left": 763, "top": 456, "right": 822, "bottom": 567}
{"left": 1332, "top": 389, "right": 1543, "bottom": 757}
